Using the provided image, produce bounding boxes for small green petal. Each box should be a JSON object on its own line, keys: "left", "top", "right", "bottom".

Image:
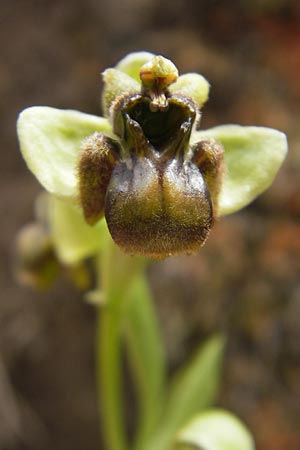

{"left": 17, "top": 107, "right": 113, "bottom": 200}
{"left": 169, "top": 73, "right": 210, "bottom": 108}
{"left": 48, "top": 196, "right": 109, "bottom": 264}
{"left": 102, "top": 68, "right": 140, "bottom": 118}
{"left": 174, "top": 409, "right": 255, "bottom": 450}
{"left": 193, "top": 125, "right": 288, "bottom": 215}
{"left": 115, "top": 51, "right": 155, "bottom": 82}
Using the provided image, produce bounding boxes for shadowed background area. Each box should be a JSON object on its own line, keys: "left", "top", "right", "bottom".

{"left": 1, "top": 0, "right": 300, "bottom": 449}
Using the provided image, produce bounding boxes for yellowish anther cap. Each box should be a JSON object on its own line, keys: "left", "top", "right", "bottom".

{"left": 139, "top": 55, "right": 179, "bottom": 90}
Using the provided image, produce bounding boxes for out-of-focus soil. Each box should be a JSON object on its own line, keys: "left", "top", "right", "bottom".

{"left": 1, "top": 0, "right": 300, "bottom": 449}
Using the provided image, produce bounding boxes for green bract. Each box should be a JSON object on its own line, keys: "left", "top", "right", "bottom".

{"left": 17, "top": 51, "right": 288, "bottom": 259}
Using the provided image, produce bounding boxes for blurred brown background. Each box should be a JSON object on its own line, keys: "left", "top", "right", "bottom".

{"left": 1, "top": 0, "right": 300, "bottom": 449}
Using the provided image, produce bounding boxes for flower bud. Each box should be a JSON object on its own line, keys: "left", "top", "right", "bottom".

{"left": 14, "top": 223, "right": 59, "bottom": 289}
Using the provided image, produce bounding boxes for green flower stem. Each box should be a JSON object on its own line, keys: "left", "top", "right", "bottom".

{"left": 97, "top": 303, "right": 126, "bottom": 450}
{"left": 124, "top": 273, "right": 166, "bottom": 450}
{"left": 95, "top": 228, "right": 167, "bottom": 450}
{"left": 96, "top": 240, "right": 128, "bottom": 450}
{"left": 95, "top": 230, "right": 149, "bottom": 450}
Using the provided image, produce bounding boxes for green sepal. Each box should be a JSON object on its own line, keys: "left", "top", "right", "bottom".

{"left": 169, "top": 73, "right": 210, "bottom": 108}
{"left": 173, "top": 409, "right": 255, "bottom": 450}
{"left": 48, "top": 196, "right": 109, "bottom": 264}
{"left": 115, "top": 51, "right": 155, "bottom": 82}
{"left": 17, "top": 107, "right": 113, "bottom": 201}
{"left": 193, "top": 125, "right": 288, "bottom": 215}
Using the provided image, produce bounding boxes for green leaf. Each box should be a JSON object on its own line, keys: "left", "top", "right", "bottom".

{"left": 142, "top": 335, "right": 225, "bottom": 450}
{"left": 164, "top": 335, "right": 225, "bottom": 430}
{"left": 174, "top": 409, "right": 255, "bottom": 450}
{"left": 48, "top": 196, "right": 109, "bottom": 264}
{"left": 17, "top": 106, "right": 113, "bottom": 200}
{"left": 192, "top": 125, "right": 288, "bottom": 215}
{"left": 115, "top": 51, "right": 155, "bottom": 82}
{"left": 124, "top": 274, "right": 166, "bottom": 450}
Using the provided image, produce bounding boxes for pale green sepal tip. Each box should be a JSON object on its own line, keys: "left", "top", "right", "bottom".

{"left": 169, "top": 73, "right": 210, "bottom": 107}
{"left": 115, "top": 51, "right": 155, "bottom": 82}
{"left": 102, "top": 68, "right": 140, "bottom": 117}
{"left": 193, "top": 125, "right": 288, "bottom": 216}
{"left": 48, "top": 196, "right": 109, "bottom": 264}
{"left": 17, "top": 106, "right": 113, "bottom": 201}
{"left": 174, "top": 409, "right": 255, "bottom": 450}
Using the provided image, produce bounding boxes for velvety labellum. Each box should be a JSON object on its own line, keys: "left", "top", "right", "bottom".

{"left": 105, "top": 154, "right": 213, "bottom": 258}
